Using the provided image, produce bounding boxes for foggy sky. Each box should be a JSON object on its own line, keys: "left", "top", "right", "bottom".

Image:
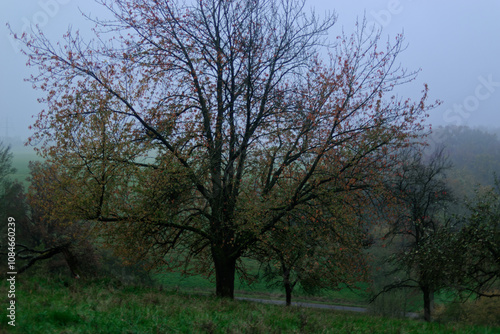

{"left": 1, "top": 0, "right": 499, "bottom": 142}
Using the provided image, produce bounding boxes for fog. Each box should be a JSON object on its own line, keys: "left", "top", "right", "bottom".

{"left": 1, "top": 0, "right": 499, "bottom": 143}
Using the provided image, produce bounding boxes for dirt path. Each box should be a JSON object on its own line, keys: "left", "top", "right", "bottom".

{"left": 235, "top": 296, "right": 419, "bottom": 318}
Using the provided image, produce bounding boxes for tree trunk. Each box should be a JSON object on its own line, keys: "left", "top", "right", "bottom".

{"left": 282, "top": 266, "right": 293, "bottom": 306}
{"left": 213, "top": 249, "right": 237, "bottom": 299}
{"left": 285, "top": 281, "right": 293, "bottom": 306}
{"left": 422, "top": 285, "right": 434, "bottom": 322}
{"left": 62, "top": 246, "right": 81, "bottom": 278}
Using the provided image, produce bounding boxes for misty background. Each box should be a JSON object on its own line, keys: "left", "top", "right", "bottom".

{"left": 1, "top": 0, "right": 500, "bottom": 147}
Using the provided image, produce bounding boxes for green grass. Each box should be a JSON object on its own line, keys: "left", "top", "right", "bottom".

{"left": 154, "top": 258, "right": 369, "bottom": 307}
{"left": 2, "top": 147, "right": 497, "bottom": 332}
{"left": 1, "top": 274, "right": 497, "bottom": 334}
{"left": 155, "top": 270, "right": 368, "bottom": 306}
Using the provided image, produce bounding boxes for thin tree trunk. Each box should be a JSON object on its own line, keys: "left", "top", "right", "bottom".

{"left": 422, "top": 285, "right": 434, "bottom": 322}
{"left": 282, "top": 266, "right": 293, "bottom": 306}
{"left": 285, "top": 281, "right": 293, "bottom": 306}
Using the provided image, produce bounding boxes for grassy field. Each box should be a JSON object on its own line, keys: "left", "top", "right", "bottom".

{"left": 1, "top": 274, "right": 498, "bottom": 334}
{"left": 153, "top": 259, "right": 369, "bottom": 307}
{"left": 2, "top": 146, "right": 498, "bottom": 332}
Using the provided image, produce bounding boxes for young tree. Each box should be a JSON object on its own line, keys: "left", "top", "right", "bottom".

{"left": 256, "top": 192, "right": 370, "bottom": 306}
{"left": 454, "top": 182, "right": 500, "bottom": 298}
{"left": 18, "top": 0, "right": 432, "bottom": 298}
{"left": 378, "top": 147, "right": 456, "bottom": 321}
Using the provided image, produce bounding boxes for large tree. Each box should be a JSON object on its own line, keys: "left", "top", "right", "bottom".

{"left": 18, "top": 0, "right": 432, "bottom": 298}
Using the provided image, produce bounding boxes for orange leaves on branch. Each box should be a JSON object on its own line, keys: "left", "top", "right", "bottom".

{"left": 15, "top": 0, "right": 438, "bottom": 298}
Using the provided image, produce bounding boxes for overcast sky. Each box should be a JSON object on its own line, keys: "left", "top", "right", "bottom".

{"left": 1, "top": 0, "right": 500, "bottom": 142}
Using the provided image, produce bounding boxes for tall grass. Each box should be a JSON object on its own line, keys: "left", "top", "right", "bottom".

{"left": 436, "top": 290, "right": 500, "bottom": 327}
{"left": 0, "top": 274, "right": 497, "bottom": 333}
{"left": 368, "top": 288, "right": 420, "bottom": 318}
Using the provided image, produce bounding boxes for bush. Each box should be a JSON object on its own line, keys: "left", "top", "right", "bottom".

{"left": 97, "top": 248, "right": 154, "bottom": 286}
{"left": 437, "top": 292, "right": 500, "bottom": 327}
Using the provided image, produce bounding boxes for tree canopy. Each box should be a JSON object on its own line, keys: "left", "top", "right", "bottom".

{"left": 19, "top": 0, "right": 433, "bottom": 298}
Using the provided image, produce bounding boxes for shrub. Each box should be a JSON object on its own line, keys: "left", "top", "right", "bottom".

{"left": 437, "top": 291, "right": 500, "bottom": 327}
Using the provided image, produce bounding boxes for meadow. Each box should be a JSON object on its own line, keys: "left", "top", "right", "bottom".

{"left": 2, "top": 146, "right": 499, "bottom": 333}
{"left": 153, "top": 259, "right": 370, "bottom": 308}
{"left": 0, "top": 274, "right": 498, "bottom": 334}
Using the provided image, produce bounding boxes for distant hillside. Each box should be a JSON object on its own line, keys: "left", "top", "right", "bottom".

{"left": 427, "top": 125, "right": 500, "bottom": 198}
